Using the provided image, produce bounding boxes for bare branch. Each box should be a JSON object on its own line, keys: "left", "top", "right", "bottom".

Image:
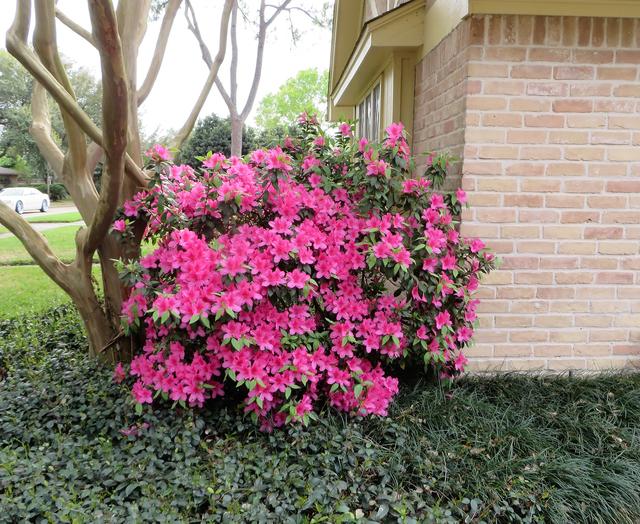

{"left": 240, "top": 0, "right": 267, "bottom": 120}
{"left": 230, "top": 1, "right": 238, "bottom": 107}
{"left": 172, "top": 0, "right": 234, "bottom": 148}
{"left": 137, "top": 0, "right": 182, "bottom": 105}
{"left": 265, "top": 0, "right": 292, "bottom": 26}
{"left": 183, "top": 0, "right": 235, "bottom": 113}
{"left": 55, "top": 8, "right": 96, "bottom": 46}
{"left": 85, "top": 0, "right": 129, "bottom": 255}
{"left": 29, "top": 81, "right": 64, "bottom": 176}
{"left": 0, "top": 201, "right": 73, "bottom": 294}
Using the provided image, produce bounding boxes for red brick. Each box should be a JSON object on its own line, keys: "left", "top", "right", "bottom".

{"left": 527, "top": 82, "right": 568, "bottom": 96}
{"left": 597, "top": 67, "right": 638, "bottom": 80}
{"left": 552, "top": 99, "right": 593, "bottom": 113}
{"left": 511, "top": 65, "right": 552, "bottom": 79}
{"left": 554, "top": 66, "right": 594, "bottom": 80}
{"left": 525, "top": 114, "right": 565, "bottom": 128}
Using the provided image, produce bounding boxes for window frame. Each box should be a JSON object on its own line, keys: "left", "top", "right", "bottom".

{"left": 357, "top": 79, "right": 381, "bottom": 142}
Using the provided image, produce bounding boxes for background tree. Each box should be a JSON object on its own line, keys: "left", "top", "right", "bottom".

{"left": 255, "top": 68, "right": 327, "bottom": 130}
{"left": 184, "top": 0, "right": 330, "bottom": 157}
{"left": 177, "top": 113, "right": 260, "bottom": 166}
{"left": 0, "top": 0, "right": 233, "bottom": 359}
{"left": 0, "top": 50, "right": 102, "bottom": 182}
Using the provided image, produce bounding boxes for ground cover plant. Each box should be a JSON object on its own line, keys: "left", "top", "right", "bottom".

{"left": 2, "top": 306, "right": 640, "bottom": 522}
{"left": 113, "top": 117, "right": 495, "bottom": 429}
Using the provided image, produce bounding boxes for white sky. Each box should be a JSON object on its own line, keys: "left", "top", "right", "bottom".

{"left": 1, "top": 0, "right": 332, "bottom": 136}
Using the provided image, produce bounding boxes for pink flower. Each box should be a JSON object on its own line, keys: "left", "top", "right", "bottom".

{"left": 385, "top": 122, "right": 404, "bottom": 142}
{"left": 132, "top": 381, "right": 153, "bottom": 404}
{"left": 456, "top": 188, "right": 467, "bottom": 204}
{"left": 470, "top": 238, "right": 485, "bottom": 253}
{"left": 286, "top": 269, "right": 310, "bottom": 289}
{"left": 113, "top": 363, "right": 126, "bottom": 383}
{"left": 416, "top": 325, "right": 428, "bottom": 340}
{"left": 366, "top": 160, "right": 388, "bottom": 176}
{"left": 145, "top": 143, "right": 171, "bottom": 162}
{"left": 454, "top": 352, "right": 468, "bottom": 371}
{"left": 113, "top": 219, "right": 126, "bottom": 233}
{"left": 435, "top": 310, "right": 451, "bottom": 330}
{"left": 338, "top": 122, "right": 352, "bottom": 137}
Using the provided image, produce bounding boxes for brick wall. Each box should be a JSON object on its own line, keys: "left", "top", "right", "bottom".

{"left": 413, "top": 20, "right": 470, "bottom": 189}
{"left": 414, "top": 15, "right": 640, "bottom": 370}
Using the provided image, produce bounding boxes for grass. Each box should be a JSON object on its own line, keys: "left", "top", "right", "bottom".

{"left": 2, "top": 306, "right": 640, "bottom": 521}
{"left": 0, "top": 225, "right": 81, "bottom": 265}
{"left": 0, "top": 265, "right": 102, "bottom": 318}
{"left": 25, "top": 211, "right": 83, "bottom": 223}
{"left": 0, "top": 266, "right": 71, "bottom": 317}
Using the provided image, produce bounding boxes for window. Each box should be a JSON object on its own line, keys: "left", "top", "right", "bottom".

{"left": 357, "top": 82, "right": 381, "bottom": 142}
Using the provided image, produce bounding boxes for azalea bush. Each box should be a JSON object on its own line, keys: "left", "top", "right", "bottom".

{"left": 113, "top": 114, "right": 494, "bottom": 429}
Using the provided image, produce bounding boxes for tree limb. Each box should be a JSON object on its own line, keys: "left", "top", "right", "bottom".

{"left": 6, "top": 0, "right": 147, "bottom": 188}
{"left": 84, "top": 0, "right": 129, "bottom": 256}
{"left": 137, "top": 0, "right": 182, "bottom": 106}
{"left": 29, "top": 81, "right": 64, "bottom": 176}
{"left": 172, "top": 0, "right": 233, "bottom": 149}
{"left": 265, "top": 0, "right": 292, "bottom": 26}
{"left": 229, "top": 1, "right": 238, "bottom": 107}
{"left": 240, "top": 0, "right": 267, "bottom": 121}
{"left": 55, "top": 8, "right": 96, "bottom": 46}
{"left": 0, "top": 201, "right": 73, "bottom": 295}
{"left": 87, "top": 142, "right": 104, "bottom": 174}
{"left": 34, "top": 0, "right": 89, "bottom": 184}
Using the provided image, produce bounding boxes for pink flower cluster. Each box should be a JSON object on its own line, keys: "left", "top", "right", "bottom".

{"left": 114, "top": 118, "right": 494, "bottom": 429}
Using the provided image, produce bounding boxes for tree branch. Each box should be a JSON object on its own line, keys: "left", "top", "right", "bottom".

{"left": 29, "top": 81, "right": 64, "bottom": 176}
{"left": 172, "top": 0, "right": 233, "bottom": 148}
{"left": 0, "top": 201, "right": 73, "bottom": 295}
{"left": 137, "top": 0, "right": 182, "bottom": 106}
{"left": 34, "top": 0, "right": 89, "bottom": 183}
{"left": 6, "top": 0, "right": 147, "bottom": 188}
{"left": 87, "top": 142, "right": 104, "bottom": 174}
{"left": 229, "top": 1, "right": 238, "bottom": 107}
{"left": 265, "top": 0, "right": 292, "bottom": 26}
{"left": 240, "top": 0, "right": 267, "bottom": 121}
{"left": 84, "top": 0, "right": 129, "bottom": 256}
{"left": 55, "top": 8, "right": 96, "bottom": 46}
{"left": 183, "top": 0, "right": 235, "bottom": 113}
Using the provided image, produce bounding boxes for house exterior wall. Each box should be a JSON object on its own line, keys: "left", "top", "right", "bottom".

{"left": 413, "top": 19, "right": 471, "bottom": 190}
{"left": 414, "top": 15, "right": 640, "bottom": 370}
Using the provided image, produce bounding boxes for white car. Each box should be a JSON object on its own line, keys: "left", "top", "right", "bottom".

{"left": 0, "top": 187, "right": 50, "bottom": 214}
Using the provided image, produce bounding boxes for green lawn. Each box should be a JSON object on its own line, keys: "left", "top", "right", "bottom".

{"left": 26, "top": 211, "right": 83, "bottom": 223}
{"left": 0, "top": 265, "right": 72, "bottom": 317}
{"left": 0, "top": 225, "right": 81, "bottom": 265}
{"left": 0, "top": 265, "right": 102, "bottom": 318}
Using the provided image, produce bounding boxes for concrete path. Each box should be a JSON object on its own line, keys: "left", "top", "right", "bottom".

{"left": 0, "top": 203, "right": 83, "bottom": 240}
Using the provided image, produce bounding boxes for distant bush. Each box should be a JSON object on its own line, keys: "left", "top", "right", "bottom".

{"left": 33, "top": 182, "right": 69, "bottom": 201}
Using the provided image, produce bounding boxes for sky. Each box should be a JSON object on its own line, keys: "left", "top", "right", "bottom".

{"left": 0, "top": 0, "right": 332, "bottom": 137}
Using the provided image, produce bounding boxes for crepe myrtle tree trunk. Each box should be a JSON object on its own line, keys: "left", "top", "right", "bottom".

{"left": 1, "top": 0, "right": 233, "bottom": 360}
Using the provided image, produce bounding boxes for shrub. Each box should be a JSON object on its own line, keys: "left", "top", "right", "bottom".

{"left": 33, "top": 182, "right": 69, "bottom": 201}
{"left": 113, "top": 117, "right": 495, "bottom": 428}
